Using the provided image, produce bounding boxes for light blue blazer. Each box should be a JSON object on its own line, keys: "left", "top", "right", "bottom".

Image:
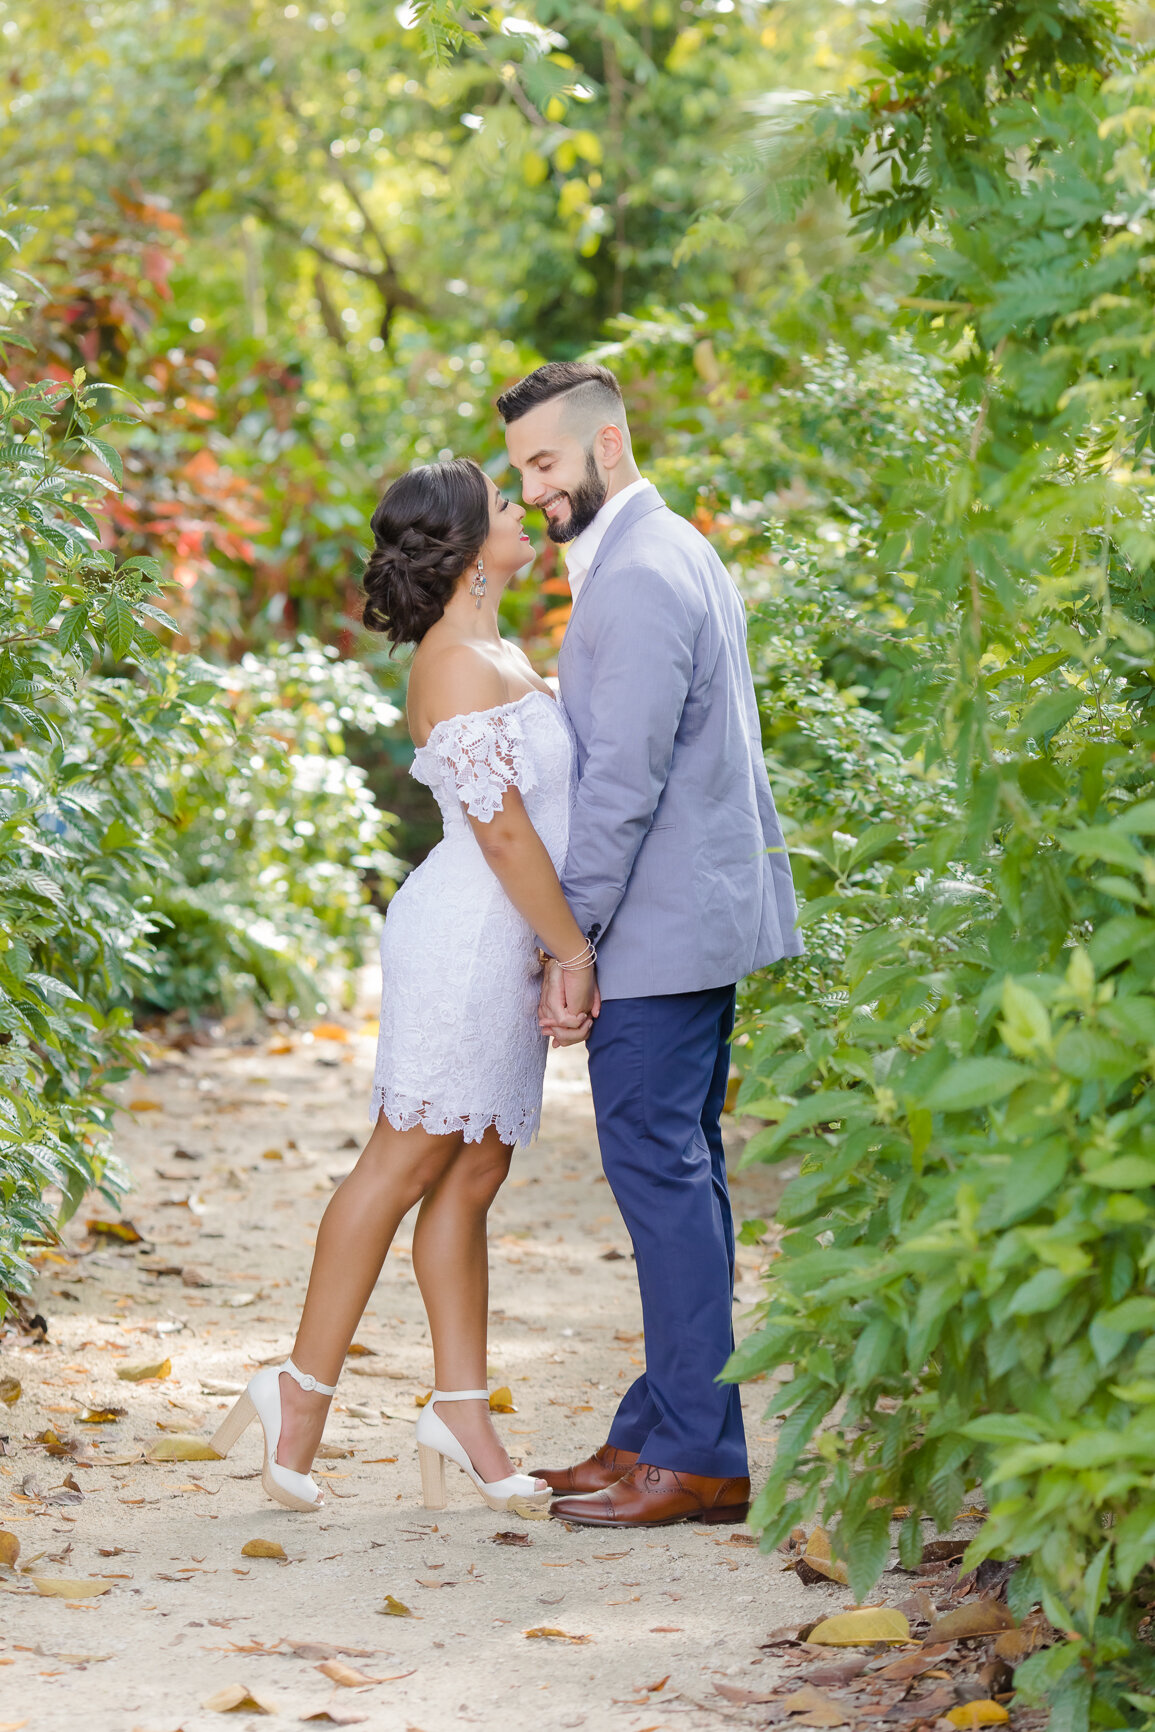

{"left": 557, "top": 484, "right": 803, "bottom": 1001}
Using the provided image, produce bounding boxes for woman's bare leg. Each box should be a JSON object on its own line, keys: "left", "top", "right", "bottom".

{"left": 275, "top": 1114, "right": 464, "bottom": 1472}
{"left": 411, "top": 1127, "right": 530, "bottom": 1485}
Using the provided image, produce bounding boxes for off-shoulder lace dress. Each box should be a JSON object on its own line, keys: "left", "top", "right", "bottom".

{"left": 370, "top": 690, "right": 574, "bottom": 1149}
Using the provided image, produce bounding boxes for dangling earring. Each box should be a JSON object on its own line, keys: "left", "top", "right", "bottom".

{"left": 469, "top": 556, "right": 487, "bottom": 609}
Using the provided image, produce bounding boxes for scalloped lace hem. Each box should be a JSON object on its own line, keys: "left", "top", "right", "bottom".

{"left": 370, "top": 1085, "right": 540, "bottom": 1150}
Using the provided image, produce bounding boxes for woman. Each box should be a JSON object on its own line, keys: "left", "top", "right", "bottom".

{"left": 211, "top": 458, "right": 597, "bottom": 1514}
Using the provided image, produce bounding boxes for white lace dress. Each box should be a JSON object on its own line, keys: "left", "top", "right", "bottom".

{"left": 370, "top": 690, "right": 574, "bottom": 1149}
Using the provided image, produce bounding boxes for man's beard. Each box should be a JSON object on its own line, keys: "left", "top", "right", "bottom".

{"left": 545, "top": 448, "right": 607, "bottom": 543}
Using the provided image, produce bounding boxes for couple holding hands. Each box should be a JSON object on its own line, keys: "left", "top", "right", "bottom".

{"left": 210, "top": 360, "right": 801, "bottom": 1530}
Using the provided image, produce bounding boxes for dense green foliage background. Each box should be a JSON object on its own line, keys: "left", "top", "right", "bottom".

{"left": 5, "top": 0, "right": 1155, "bottom": 1719}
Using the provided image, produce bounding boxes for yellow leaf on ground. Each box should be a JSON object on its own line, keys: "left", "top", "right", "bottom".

{"left": 489, "top": 1386, "right": 517, "bottom": 1413}
{"left": 346, "top": 1342, "right": 377, "bottom": 1357}
{"left": 780, "top": 1683, "right": 852, "bottom": 1725}
{"left": 266, "top": 1038, "right": 294, "bottom": 1055}
{"left": 78, "top": 1408, "right": 125, "bottom": 1424}
{"left": 945, "top": 1705, "right": 1010, "bottom": 1729}
{"left": 798, "top": 1525, "right": 849, "bottom": 1586}
{"left": 312, "top": 1022, "right": 350, "bottom": 1041}
{"left": 316, "top": 1659, "right": 381, "bottom": 1686}
{"left": 87, "top": 1218, "right": 143, "bottom": 1244}
{"left": 241, "top": 1539, "right": 286, "bottom": 1560}
{"left": 378, "top": 1595, "right": 414, "bottom": 1617}
{"left": 117, "top": 1358, "right": 171, "bottom": 1383}
{"left": 261, "top": 1148, "right": 282, "bottom": 1161}
{"left": 0, "top": 1378, "right": 21, "bottom": 1406}
{"left": 128, "top": 1097, "right": 163, "bottom": 1110}
{"left": 202, "top": 1683, "right": 279, "bottom": 1714}
{"left": 523, "top": 1627, "right": 592, "bottom": 1643}
{"left": 0, "top": 1532, "right": 19, "bottom": 1567}
{"left": 928, "top": 1600, "right": 1017, "bottom": 1642}
{"left": 415, "top": 1390, "right": 431, "bottom": 1407}
{"left": 807, "top": 1607, "right": 911, "bottom": 1646}
{"left": 30, "top": 1577, "right": 111, "bottom": 1599}
{"left": 148, "top": 1436, "right": 220, "bottom": 1462}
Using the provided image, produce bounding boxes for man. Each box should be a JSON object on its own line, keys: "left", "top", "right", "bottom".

{"left": 498, "top": 361, "right": 802, "bottom": 1528}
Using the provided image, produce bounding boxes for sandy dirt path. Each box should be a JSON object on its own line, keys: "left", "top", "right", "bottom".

{"left": 0, "top": 1007, "right": 853, "bottom": 1732}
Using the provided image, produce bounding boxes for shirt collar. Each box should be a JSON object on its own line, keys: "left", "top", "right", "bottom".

{"left": 564, "top": 477, "right": 650, "bottom": 600}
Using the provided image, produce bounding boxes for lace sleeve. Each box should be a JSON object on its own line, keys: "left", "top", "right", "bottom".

{"left": 424, "top": 705, "right": 539, "bottom": 822}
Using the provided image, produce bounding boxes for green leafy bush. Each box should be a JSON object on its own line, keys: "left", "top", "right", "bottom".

{"left": 0, "top": 207, "right": 224, "bottom": 1294}
{"left": 718, "top": 8, "right": 1155, "bottom": 1726}
{"left": 142, "top": 637, "right": 401, "bottom": 1018}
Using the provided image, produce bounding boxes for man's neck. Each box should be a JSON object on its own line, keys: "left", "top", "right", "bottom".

{"left": 602, "top": 462, "right": 643, "bottom": 504}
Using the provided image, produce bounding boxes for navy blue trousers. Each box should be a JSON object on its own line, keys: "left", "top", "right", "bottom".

{"left": 585, "top": 984, "right": 747, "bottom": 1480}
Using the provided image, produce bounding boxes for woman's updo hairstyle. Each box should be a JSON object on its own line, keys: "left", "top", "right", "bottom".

{"left": 363, "top": 457, "right": 490, "bottom": 645}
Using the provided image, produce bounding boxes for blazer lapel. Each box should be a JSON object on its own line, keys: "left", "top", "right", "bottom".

{"left": 566, "top": 484, "right": 665, "bottom": 629}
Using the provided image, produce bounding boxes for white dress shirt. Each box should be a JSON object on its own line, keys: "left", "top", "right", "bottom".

{"left": 564, "top": 477, "right": 651, "bottom": 602}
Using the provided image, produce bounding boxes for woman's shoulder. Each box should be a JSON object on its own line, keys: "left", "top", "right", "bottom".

{"left": 408, "top": 642, "right": 515, "bottom": 747}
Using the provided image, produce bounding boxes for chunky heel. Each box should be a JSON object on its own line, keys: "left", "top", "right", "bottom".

{"left": 210, "top": 1390, "right": 256, "bottom": 1457}
{"left": 208, "top": 1358, "right": 338, "bottom": 1512}
{"left": 413, "top": 1388, "right": 551, "bottom": 1513}
{"left": 418, "top": 1442, "right": 447, "bottom": 1510}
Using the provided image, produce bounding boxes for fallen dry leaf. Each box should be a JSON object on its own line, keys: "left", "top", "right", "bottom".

{"left": 492, "top": 1531, "right": 532, "bottom": 1547}
{"left": 378, "top": 1595, "right": 414, "bottom": 1617}
{"left": 241, "top": 1539, "right": 286, "bottom": 1560}
{"left": 714, "top": 1681, "right": 777, "bottom": 1705}
{"left": 30, "top": 1577, "right": 111, "bottom": 1599}
{"left": 86, "top": 1218, "right": 143, "bottom": 1243}
{"left": 128, "top": 1097, "right": 164, "bottom": 1111}
{"left": 875, "top": 1642, "right": 954, "bottom": 1681}
{"left": 927, "top": 1601, "right": 1017, "bottom": 1643}
{"left": 807, "top": 1607, "right": 912, "bottom": 1646}
{"left": 312, "top": 1022, "right": 350, "bottom": 1041}
{"left": 78, "top": 1408, "right": 125, "bottom": 1425}
{"left": 300, "top": 1710, "right": 368, "bottom": 1727}
{"left": 315, "top": 1443, "right": 353, "bottom": 1460}
{"left": 345, "top": 1343, "right": 377, "bottom": 1357}
{"left": 202, "top": 1683, "right": 280, "bottom": 1714}
{"left": 523, "top": 1627, "right": 592, "bottom": 1644}
{"left": 780, "top": 1684, "right": 850, "bottom": 1726}
{"left": 117, "top": 1357, "right": 171, "bottom": 1383}
{"left": 0, "top": 1378, "right": 20, "bottom": 1406}
{"left": 489, "top": 1386, "right": 517, "bottom": 1413}
{"left": 148, "top": 1437, "right": 220, "bottom": 1462}
{"left": 945, "top": 1705, "right": 1010, "bottom": 1729}
{"left": 181, "top": 1266, "right": 213, "bottom": 1288}
{"left": 992, "top": 1627, "right": 1036, "bottom": 1663}
{"left": 796, "top": 1525, "right": 849, "bottom": 1587}
{"left": 0, "top": 1532, "right": 19, "bottom": 1567}
{"left": 316, "top": 1660, "right": 381, "bottom": 1687}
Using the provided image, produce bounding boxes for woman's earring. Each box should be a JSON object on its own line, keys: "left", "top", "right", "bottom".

{"left": 469, "top": 556, "right": 487, "bottom": 609}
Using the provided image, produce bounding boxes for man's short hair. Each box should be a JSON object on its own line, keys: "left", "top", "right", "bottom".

{"left": 496, "top": 361, "right": 624, "bottom": 426}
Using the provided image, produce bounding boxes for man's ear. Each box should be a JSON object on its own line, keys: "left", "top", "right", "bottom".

{"left": 597, "top": 423, "right": 625, "bottom": 470}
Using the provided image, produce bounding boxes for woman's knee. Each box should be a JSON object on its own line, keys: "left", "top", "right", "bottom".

{"left": 450, "top": 1144, "right": 512, "bottom": 1206}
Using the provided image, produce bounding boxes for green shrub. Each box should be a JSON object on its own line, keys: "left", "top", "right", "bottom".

{"left": 141, "top": 637, "right": 401, "bottom": 1018}
{"left": 722, "top": 9, "right": 1155, "bottom": 1725}
{"left": 0, "top": 206, "right": 224, "bottom": 1295}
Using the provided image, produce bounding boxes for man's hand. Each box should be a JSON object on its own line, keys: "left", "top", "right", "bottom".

{"left": 538, "top": 959, "right": 599, "bottom": 1047}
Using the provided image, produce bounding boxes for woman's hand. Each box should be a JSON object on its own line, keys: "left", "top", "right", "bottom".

{"left": 538, "top": 959, "right": 599, "bottom": 1047}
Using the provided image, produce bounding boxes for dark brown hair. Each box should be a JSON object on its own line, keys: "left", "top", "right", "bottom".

{"left": 495, "top": 360, "right": 623, "bottom": 424}
{"left": 363, "top": 458, "right": 490, "bottom": 645}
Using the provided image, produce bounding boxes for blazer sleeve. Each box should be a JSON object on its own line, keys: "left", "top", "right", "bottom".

{"left": 562, "top": 562, "right": 695, "bottom": 944}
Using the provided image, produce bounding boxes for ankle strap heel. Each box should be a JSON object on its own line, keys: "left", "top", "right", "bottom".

{"left": 281, "top": 1358, "right": 338, "bottom": 1396}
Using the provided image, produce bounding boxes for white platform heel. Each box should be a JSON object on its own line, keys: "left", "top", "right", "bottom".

{"left": 210, "top": 1358, "right": 337, "bottom": 1513}
{"left": 415, "top": 1388, "right": 551, "bottom": 1513}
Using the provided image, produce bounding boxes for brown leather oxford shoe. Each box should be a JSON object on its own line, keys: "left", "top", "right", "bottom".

{"left": 528, "top": 1443, "right": 638, "bottom": 1495}
{"left": 549, "top": 1462, "right": 751, "bottom": 1528}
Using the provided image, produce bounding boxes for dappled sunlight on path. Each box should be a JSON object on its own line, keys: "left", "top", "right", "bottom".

{"left": 0, "top": 1009, "right": 831, "bottom": 1730}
